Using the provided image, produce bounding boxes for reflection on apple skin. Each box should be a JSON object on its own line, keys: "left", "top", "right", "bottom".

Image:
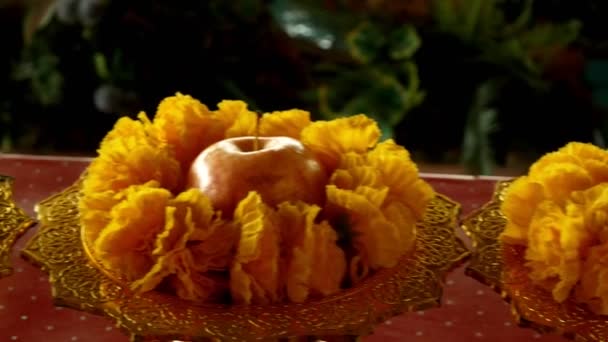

{"left": 187, "top": 136, "right": 328, "bottom": 217}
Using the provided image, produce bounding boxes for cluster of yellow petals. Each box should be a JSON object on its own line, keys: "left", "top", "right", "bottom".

{"left": 79, "top": 93, "right": 433, "bottom": 305}
{"left": 501, "top": 142, "right": 608, "bottom": 314}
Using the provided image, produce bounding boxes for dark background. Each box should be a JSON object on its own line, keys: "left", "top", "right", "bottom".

{"left": 2, "top": 0, "right": 608, "bottom": 174}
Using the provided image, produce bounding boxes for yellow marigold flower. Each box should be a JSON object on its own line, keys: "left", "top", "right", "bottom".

{"left": 326, "top": 139, "right": 432, "bottom": 281}
{"left": 131, "top": 189, "right": 238, "bottom": 302}
{"left": 562, "top": 142, "right": 608, "bottom": 183}
{"left": 154, "top": 93, "right": 225, "bottom": 168}
{"left": 327, "top": 185, "right": 403, "bottom": 271}
{"left": 577, "top": 244, "right": 608, "bottom": 315}
{"left": 276, "top": 202, "right": 346, "bottom": 302}
{"left": 80, "top": 189, "right": 127, "bottom": 252}
{"left": 258, "top": 109, "right": 311, "bottom": 139}
{"left": 300, "top": 114, "right": 381, "bottom": 171}
{"left": 525, "top": 200, "right": 588, "bottom": 302}
{"left": 83, "top": 116, "right": 181, "bottom": 194}
{"left": 230, "top": 192, "right": 281, "bottom": 304}
{"left": 93, "top": 183, "right": 172, "bottom": 282}
{"left": 80, "top": 93, "right": 434, "bottom": 306}
{"left": 308, "top": 220, "right": 347, "bottom": 297}
{"left": 500, "top": 177, "right": 544, "bottom": 244}
{"left": 367, "top": 140, "right": 434, "bottom": 218}
{"left": 80, "top": 115, "right": 180, "bottom": 249}
{"left": 214, "top": 100, "right": 258, "bottom": 138}
{"left": 501, "top": 142, "right": 608, "bottom": 313}
{"left": 534, "top": 162, "right": 592, "bottom": 204}
{"left": 100, "top": 113, "right": 154, "bottom": 146}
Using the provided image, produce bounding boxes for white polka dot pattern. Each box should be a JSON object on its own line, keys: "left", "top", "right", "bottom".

{"left": 0, "top": 156, "right": 567, "bottom": 341}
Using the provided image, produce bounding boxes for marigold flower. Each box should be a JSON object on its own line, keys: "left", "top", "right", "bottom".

{"left": 79, "top": 93, "right": 433, "bottom": 305}
{"left": 230, "top": 192, "right": 281, "bottom": 304}
{"left": 214, "top": 100, "right": 258, "bottom": 138}
{"left": 131, "top": 189, "right": 238, "bottom": 302}
{"left": 259, "top": 109, "right": 311, "bottom": 139}
{"left": 276, "top": 202, "right": 346, "bottom": 302}
{"left": 577, "top": 243, "right": 608, "bottom": 314}
{"left": 93, "top": 183, "right": 172, "bottom": 281}
{"left": 300, "top": 114, "right": 381, "bottom": 172}
{"left": 154, "top": 93, "right": 225, "bottom": 169}
{"left": 501, "top": 142, "right": 608, "bottom": 314}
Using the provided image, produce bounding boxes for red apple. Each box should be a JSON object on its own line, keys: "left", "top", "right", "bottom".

{"left": 187, "top": 136, "right": 328, "bottom": 216}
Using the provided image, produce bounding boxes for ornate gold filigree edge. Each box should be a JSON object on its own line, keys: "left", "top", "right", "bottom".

{"left": 461, "top": 179, "right": 606, "bottom": 341}
{"left": 0, "top": 175, "right": 36, "bottom": 278}
{"left": 22, "top": 181, "right": 470, "bottom": 341}
{"left": 460, "top": 180, "right": 511, "bottom": 293}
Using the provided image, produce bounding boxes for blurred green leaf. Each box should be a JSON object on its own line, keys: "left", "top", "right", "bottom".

{"left": 23, "top": 0, "right": 57, "bottom": 45}
{"left": 13, "top": 51, "right": 63, "bottom": 106}
{"left": 388, "top": 25, "right": 421, "bottom": 60}
{"left": 520, "top": 21, "right": 581, "bottom": 50}
{"left": 433, "top": 0, "right": 457, "bottom": 34}
{"left": 269, "top": 0, "right": 360, "bottom": 51}
{"left": 321, "top": 69, "right": 412, "bottom": 138}
{"left": 462, "top": 79, "right": 501, "bottom": 175}
{"left": 1, "top": 134, "right": 12, "bottom": 152}
{"left": 346, "top": 21, "right": 385, "bottom": 64}
{"left": 462, "top": 0, "right": 483, "bottom": 41}
{"left": 502, "top": 0, "right": 533, "bottom": 36}
{"left": 401, "top": 61, "right": 425, "bottom": 112}
{"left": 93, "top": 52, "right": 110, "bottom": 81}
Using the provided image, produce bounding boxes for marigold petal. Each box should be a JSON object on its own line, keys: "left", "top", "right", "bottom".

{"left": 326, "top": 185, "right": 402, "bottom": 270}
{"left": 275, "top": 201, "right": 344, "bottom": 302}
{"left": 93, "top": 184, "right": 172, "bottom": 281}
{"left": 152, "top": 189, "right": 215, "bottom": 256}
{"left": 500, "top": 177, "right": 544, "bottom": 244}
{"left": 259, "top": 109, "right": 311, "bottom": 139}
{"left": 534, "top": 163, "right": 593, "bottom": 203}
{"left": 170, "top": 271, "right": 229, "bottom": 303}
{"left": 131, "top": 189, "right": 237, "bottom": 301}
{"left": 581, "top": 159, "right": 608, "bottom": 184}
{"left": 230, "top": 192, "right": 281, "bottom": 304}
{"left": 83, "top": 121, "right": 181, "bottom": 194}
{"left": 189, "top": 222, "right": 239, "bottom": 271}
{"left": 308, "top": 220, "right": 347, "bottom": 297}
{"left": 330, "top": 166, "right": 382, "bottom": 190}
{"left": 525, "top": 201, "right": 588, "bottom": 302}
{"left": 80, "top": 189, "right": 129, "bottom": 250}
{"left": 300, "top": 115, "right": 381, "bottom": 171}
{"left": 154, "top": 93, "right": 224, "bottom": 168}
{"left": 382, "top": 201, "right": 417, "bottom": 255}
{"left": 100, "top": 113, "right": 154, "bottom": 146}
{"left": 215, "top": 100, "right": 258, "bottom": 138}
{"left": 575, "top": 184, "right": 608, "bottom": 241}
{"left": 340, "top": 152, "right": 367, "bottom": 169}
{"left": 366, "top": 140, "right": 434, "bottom": 218}
{"left": 561, "top": 141, "right": 608, "bottom": 161}
{"left": 577, "top": 244, "right": 608, "bottom": 315}
{"left": 529, "top": 151, "right": 579, "bottom": 177}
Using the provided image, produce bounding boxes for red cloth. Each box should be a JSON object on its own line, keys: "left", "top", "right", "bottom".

{"left": 0, "top": 155, "right": 566, "bottom": 341}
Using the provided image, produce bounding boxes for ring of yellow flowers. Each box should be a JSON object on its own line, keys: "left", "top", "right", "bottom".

{"left": 501, "top": 142, "right": 608, "bottom": 315}
{"left": 79, "top": 93, "right": 434, "bottom": 304}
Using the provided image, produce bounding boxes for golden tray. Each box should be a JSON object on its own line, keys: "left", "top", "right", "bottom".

{"left": 0, "top": 175, "right": 35, "bottom": 278}
{"left": 21, "top": 178, "right": 469, "bottom": 341}
{"left": 462, "top": 180, "right": 608, "bottom": 341}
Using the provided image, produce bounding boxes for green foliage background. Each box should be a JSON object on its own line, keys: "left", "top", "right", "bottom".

{"left": 2, "top": 0, "right": 607, "bottom": 174}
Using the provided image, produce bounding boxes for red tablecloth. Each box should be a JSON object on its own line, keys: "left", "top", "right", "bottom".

{"left": 0, "top": 154, "right": 566, "bottom": 342}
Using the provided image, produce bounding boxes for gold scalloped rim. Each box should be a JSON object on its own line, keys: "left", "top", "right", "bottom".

{"left": 462, "top": 180, "right": 608, "bottom": 342}
{"left": 0, "top": 175, "right": 36, "bottom": 278}
{"left": 22, "top": 178, "right": 468, "bottom": 341}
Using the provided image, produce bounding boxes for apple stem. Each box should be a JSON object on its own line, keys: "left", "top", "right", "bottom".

{"left": 253, "top": 114, "right": 260, "bottom": 151}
